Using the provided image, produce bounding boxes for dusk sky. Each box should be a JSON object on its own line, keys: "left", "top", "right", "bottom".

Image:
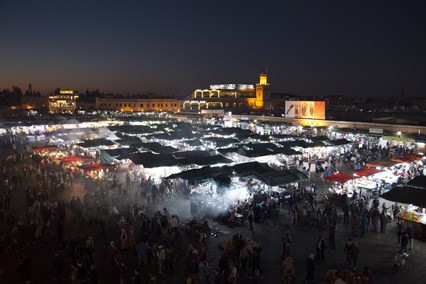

{"left": 1, "top": 0, "right": 425, "bottom": 98}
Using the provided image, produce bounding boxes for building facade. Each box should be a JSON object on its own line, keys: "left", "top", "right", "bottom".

{"left": 48, "top": 90, "right": 79, "bottom": 114}
{"left": 184, "top": 73, "right": 271, "bottom": 111}
{"left": 95, "top": 97, "right": 182, "bottom": 112}
{"left": 21, "top": 95, "right": 49, "bottom": 110}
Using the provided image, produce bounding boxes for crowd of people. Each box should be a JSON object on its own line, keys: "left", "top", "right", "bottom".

{"left": 0, "top": 123, "right": 425, "bottom": 284}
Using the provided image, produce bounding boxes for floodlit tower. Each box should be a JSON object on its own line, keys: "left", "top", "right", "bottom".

{"left": 256, "top": 73, "right": 270, "bottom": 109}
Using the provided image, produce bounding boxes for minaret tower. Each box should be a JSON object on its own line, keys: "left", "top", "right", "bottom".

{"left": 255, "top": 73, "right": 270, "bottom": 109}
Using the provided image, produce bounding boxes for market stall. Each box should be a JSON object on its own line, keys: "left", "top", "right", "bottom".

{"left": 381, "top": 182, "right": 426, "bottom": 240}
{"left": 323, "top": 173, "right": 360, "bottom": 203}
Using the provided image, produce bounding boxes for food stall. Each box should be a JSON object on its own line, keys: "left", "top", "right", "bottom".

{"left": 381, "top": 182, "right": 426, "bottom": 240}
{"left": 323, "top": 173, "right": 359, "bottom": 203}
{"left": 396, "top": 204, "right": 426, "bottom": 240}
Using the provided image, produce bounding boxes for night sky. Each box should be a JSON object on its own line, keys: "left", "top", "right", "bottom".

{"left": 1, "top": 0, "right": 425, "bottom": 98}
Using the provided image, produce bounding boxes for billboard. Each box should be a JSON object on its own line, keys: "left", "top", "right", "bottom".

{"left": 284, "top": 101, "right": 325, "bottom": 119}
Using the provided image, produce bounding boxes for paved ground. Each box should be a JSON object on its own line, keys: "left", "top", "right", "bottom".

{"left": 1, "top": 149, "right": 426, "bottom": 283}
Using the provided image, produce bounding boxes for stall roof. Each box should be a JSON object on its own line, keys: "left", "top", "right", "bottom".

{"left": 166, "top": 165, "right": 234, "bottom": 183}
{"left": 124, "top": 152, "right": 178, "bottom": 168}
{"left": 397, "top": 154, "right": 424, "bottom": 162}
{"left": 78, "top": 163, "right": 116, "bottom": 172}
{"left": 353, "top": 168, "right": 383, "bottom": 177}
{"left": 232, "top": 162, "right": 273, "bottom": 175}
{"left": 407, "top": 176, "right": 426, "bottom": 189}
{"left": 77, "top": 138, "right": 116, "bottom": 148}
{"left": 148, "top": 130, "right": 202, "bottom": 141}
{"left": 140, "top": 142, "right": 178, "bottom": 154}
{"left": 172, "top": 150, "right": 232, "bottom": 166}
{"left": 108, "top": 125, "right": 155, "bottom": 134}
{"left": 323, "top": 173, "right": 358, "bottom": 184}
{"left": 278, "top": 140, "right": 314, "bottom": 148}
{"left": 45, "top": 128, "right": 99, "bottom": 138}
{"left": 381, "top": 186, "right": 426, "bottom": 208}
{"left": 366, "top": 160, "right": 400, "bottom": 168}
{"left": 231, "top": 162, "right": 307, "bottom": 186}
{"left": 246, "top": 134, "right": 271, "bottom": 142}
{"left": 309, "top": 136, "right": 329, "bottom": 143}
{"left": 330, "top": 138, "right": 351, "bottom": 146}
{"left": 287, "top": 169, "right": 310, "bottom": 181}
{"left": 202, "top": 137, "right": 240, "bottom": 147}
{"left": 32, "top": 145, "right": 59, "bottom": 151}
{"left": 122, "top": 150, "right": 232, "bottom": 168}
{"left": 181, "top": 139, "right": 204, "bottom": 147}
{"left": 218, "top": 143, "right": 300, "bottom": 158}
{"left": 269, "top": 134, "right": 300, "bottom": 140}
{"left": 390, "top": 154, "right": 423, "bottom": 163}
{"left": 61, "top": 156, "right": 96, "bottom": 163}
{"left": 101, "top": 148, "right": 138, "bottom": 158}
{"left": 115, "top": 136, "right": 144, "bottom": 147}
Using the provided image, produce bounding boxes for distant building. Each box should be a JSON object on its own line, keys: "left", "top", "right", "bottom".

{"left": 95, "top": 97, "right": 182, "bottom": 112}
{"left": 21, "top": 95, "right": 49, "bottom": 110}
{"left": 184, "top": 73, "right": 271, "bottom": 111}
{"left": 49, "top": 90, "right": 79, "bottom": 114}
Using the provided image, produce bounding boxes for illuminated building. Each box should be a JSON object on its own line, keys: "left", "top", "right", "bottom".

{"left": 95, "top": 97, "right": 182, "bottom": 112}
{"left": 184, "top": 73, "right": 271, "bottom": 111}
{"left": 49, "top": 90, "right": 79, "bottom": 114}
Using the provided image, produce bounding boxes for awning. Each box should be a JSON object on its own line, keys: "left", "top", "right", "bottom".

{"left": 62, "top": 156, "right": 96, "bottom": 163}
{"left": 366, "top": 160, "right": 400, "bottom": 168}
{"left": 78, "top": 164, "right": 116, "bottom": 172}
{"left": 77, "top": 138, "right": 116, "bottom": 148}
{"left": 32, "top": 145, "right": 59, "bottom": 151}
{"left": 323, "top": 173, "right": 358, "bottom": 184}
{"left": 381, "top": 186, "right": 426, "bottom": 208}
{"left": 407, "top": 176, "right": 426, "bottom": 189}
{"left": 353, "top": 168, "right": 383, "bottom": 177}
{"left": 232, "top": 162, "right": 308, "bottom": 186}
{"left": 330, "top": 138, "right": 351, "bottom": 146}
{"left": 390, "top": 154, "right": 423, "bottom": 164}
{"left": 166, "top": 166, "right": 233, "bottom": 184}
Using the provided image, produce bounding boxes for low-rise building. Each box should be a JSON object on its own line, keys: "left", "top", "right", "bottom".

{"left": 95, "top": 97, "right": 182, "bottom": 112}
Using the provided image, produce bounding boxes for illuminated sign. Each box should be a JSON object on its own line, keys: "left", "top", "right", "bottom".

{"left": 59, "top": 90, "right": 74, "bottom": 94}
{"left": 284, "top": 101, "right": 326, "bottom": 119}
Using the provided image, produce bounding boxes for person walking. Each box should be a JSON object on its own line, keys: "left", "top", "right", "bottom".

{"left": 380, "top": 212, "right": 387, "bottom": 233}
{"left": 400, "top": 231, "right": 409, "bottom": 253}
{"left": 361, "top": 214, "right": 369, "bottom": 237}
{"left": 282, "top": 256, "right": 296, "bottom": 284}
{"left": 328, "top": 221, "right": 336, "bottom": 249}
{"left": 343, "top": 203, "right": 350, "bottom": 224}
{"left": 352, "top": 242, "right": 360, "bottom": 268}
{"left": 315, "top": 236, "right": 326, "bottom": 263}
{"left": 397, "top": 221, "right": 405, "bottom": 244}
{"left": 344, "top": 238, "right": 354, "bottom": 266}
{"left": 292, "top": 205, "right": 298, "bottom": 225}
{"left": 407, "top": 225, "right": 414, "bottom": 250}
{"left": 306, "top": 253, "right": 315, "bottom": 283}
{"left": 247, "top": 205, "right": 254, "bottom": 231}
